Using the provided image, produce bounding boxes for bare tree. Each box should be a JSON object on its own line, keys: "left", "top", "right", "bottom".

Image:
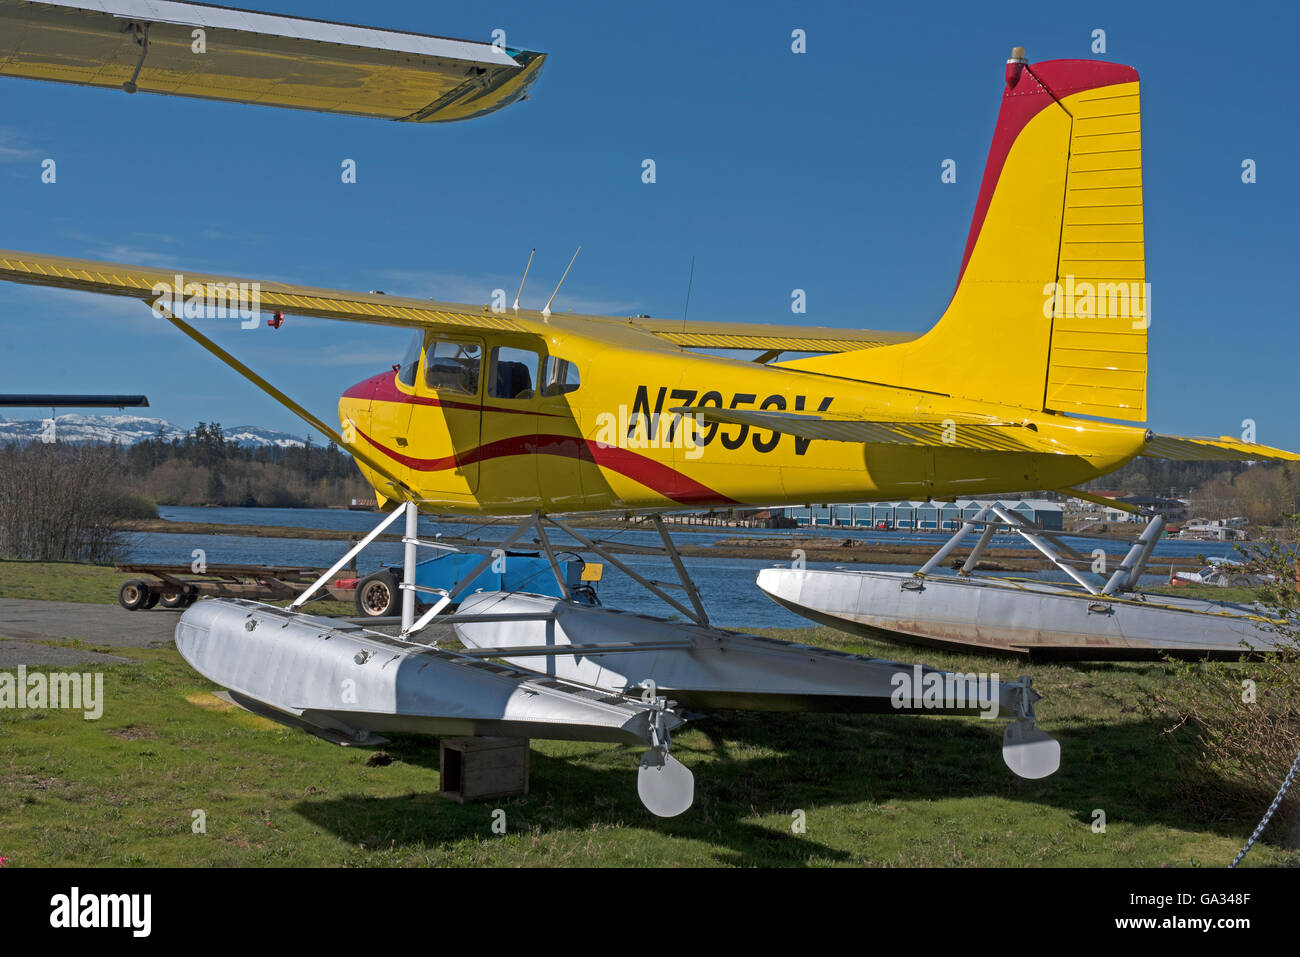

{"left": 0, "top": 443, "right": 131, "bottom": 563}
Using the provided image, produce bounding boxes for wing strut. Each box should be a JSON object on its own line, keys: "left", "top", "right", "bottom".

{"left": 151, "top": 301, "right": 413, "bottom": 501}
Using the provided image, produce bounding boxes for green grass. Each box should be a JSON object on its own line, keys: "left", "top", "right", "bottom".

{"left": 0, "top": 559, "right": 127, "bottom": 604}
{"left": 1146, "top": 583, "right": 1261, "bottom": 605}
{"left": 1, "top": 562, "right": 1297, "bottom": 867}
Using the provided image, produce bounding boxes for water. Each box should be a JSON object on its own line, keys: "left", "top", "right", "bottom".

{"left": 125, "top": 507, "right": 1243, "bottom": 630}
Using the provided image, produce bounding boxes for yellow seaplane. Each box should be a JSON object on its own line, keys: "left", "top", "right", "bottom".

{"left": 2, "top": 1, "right": 1294, "bottom": 812}
{"left": 1, "top": 45, "right": 1289, "bottom": 515}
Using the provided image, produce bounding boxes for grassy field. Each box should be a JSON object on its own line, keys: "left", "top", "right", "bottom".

{"left": 0, "top": 559, "right": 126, "bottom": 604}
{"left": 1, "top": 560, "right": 1296, "bottom": 867}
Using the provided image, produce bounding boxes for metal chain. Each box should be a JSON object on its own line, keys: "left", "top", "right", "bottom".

{"left": 1230, "top": 744, "right": 1300, "bottom": 867}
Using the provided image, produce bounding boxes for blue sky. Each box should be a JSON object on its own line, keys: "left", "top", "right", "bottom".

{"left": 0, "top": 0, "right": 1296, "bottom": 448}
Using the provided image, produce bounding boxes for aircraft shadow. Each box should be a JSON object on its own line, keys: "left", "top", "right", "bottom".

{"left": 291, "top": 709, "right": 1271, "bottom": 865}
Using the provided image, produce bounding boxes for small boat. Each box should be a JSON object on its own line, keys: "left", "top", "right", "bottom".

{"left": 1169, "top": 557, "right": 1269, "bottom": 588}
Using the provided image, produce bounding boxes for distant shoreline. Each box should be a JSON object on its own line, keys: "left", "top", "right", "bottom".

{"left": 124, "top": 516, "right": 1210, "bottom": 571}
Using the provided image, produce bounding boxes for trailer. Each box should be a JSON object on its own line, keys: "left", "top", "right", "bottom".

{"left": 114, "top": 563, "right": 331, "bottom": 610}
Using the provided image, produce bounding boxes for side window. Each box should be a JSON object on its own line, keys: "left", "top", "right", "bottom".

{"left": 395, "top": 331, "right": 422, "bottom": 387}
{"left": 488, "top": 346, "right": 541, "bottom": 400}
{"left": 425, "top": 338, "right": 482, "bottom": 396}
{"left": 541, "top": 356, "right": 580, "bottom": 397}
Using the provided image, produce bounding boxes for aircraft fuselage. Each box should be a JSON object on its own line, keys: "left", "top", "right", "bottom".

{"left": 338, "top": 314, "right": 1148, "bottom": 513}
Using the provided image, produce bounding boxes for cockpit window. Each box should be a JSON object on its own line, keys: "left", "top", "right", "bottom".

{"left": 488, "top": 346, "right": 541, "bottom": 400}
{"left": 425, "top": 338, "right": 482, "bottom": 396}
{"left": 396, "top": 331, "right": 421, "bottom": 387}
{"left": 541, "top": 356, "right": 580, "bottom": 396}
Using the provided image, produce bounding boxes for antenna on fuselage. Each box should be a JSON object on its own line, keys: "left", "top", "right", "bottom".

{"left": 542, "top": 246, "right": 581, "bottom": 318}
{"left": 682, "top": 254, "right": 695, "bottom": 332}
{"left": 513, "top": 247, "right": 535, "bottom": 312}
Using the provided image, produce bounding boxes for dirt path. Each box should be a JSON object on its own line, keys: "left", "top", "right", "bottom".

{"left": 0, "top": 598, "right": 177, "bottom": 666}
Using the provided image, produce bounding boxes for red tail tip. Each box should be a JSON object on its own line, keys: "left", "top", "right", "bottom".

{"left": 1005, "top": 47, "right": 1027, "bottom": 88}
{"left": 1005, "top": 61, "right": 1024, "bottom": 88}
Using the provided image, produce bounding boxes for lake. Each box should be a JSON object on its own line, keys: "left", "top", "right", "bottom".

{"left": 122, "top": 507, "right": 1242, "bottom": 630}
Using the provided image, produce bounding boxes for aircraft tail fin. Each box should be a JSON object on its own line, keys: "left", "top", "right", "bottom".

{"left": 783, "top": 53, "right": 1147, "bottom": 421}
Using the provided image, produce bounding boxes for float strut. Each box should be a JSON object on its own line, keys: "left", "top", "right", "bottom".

{"left": 402, "top": 501, "right": 420, "bottom": 632}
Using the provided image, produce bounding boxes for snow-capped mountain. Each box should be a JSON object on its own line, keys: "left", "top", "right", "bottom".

{"left": 222, "top": 425, "right": 308, "bottom": 449}
{"left": 0, "top": 414, "right": 305, "bottom": 448}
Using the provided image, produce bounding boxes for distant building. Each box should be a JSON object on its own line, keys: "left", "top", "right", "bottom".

{"left": 786, "top": 499, "right": 1064, "bottom": 531}
{"left": 1086, "top": 490, "right": 1188, "bottom": 522}
{"left": 659, "top": 506, "right": 796, "bottom": 528}
{"left": 1180, "top": 516, "right": 1249, "bottom": 540}
{"left": 1100, "top": 494, "right": 1188, "bottom": 523}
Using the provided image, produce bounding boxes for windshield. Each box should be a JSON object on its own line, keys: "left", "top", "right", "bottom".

{"left": 396, "top": 331, "right": 421, "bottom": 387}
{"left": 425, "top": 338, "right": 482, "bottom": 395}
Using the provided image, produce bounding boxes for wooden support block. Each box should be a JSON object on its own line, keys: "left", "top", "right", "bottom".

{"left": 439, "top": 736, "right": 530, "bottom": 803}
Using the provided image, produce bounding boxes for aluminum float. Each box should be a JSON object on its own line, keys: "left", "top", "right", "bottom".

{"left": 453, "top": 590, "right": 1060, "bottom": 779}
{"left": 173, "top": 502, "right": 1062, "bottom": 826}
{"left": 175, "top": 597, "right": 695, "bottom": 816}
{"left": 756, "top": 506, "right": 1286, "bottom": 661}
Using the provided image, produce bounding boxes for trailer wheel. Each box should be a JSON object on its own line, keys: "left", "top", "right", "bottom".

{"left": 142, "top": 589, "right": 160, "bottom": 609}
{"left": 354, "top": 571, "right": 399, "bottom": 617}
{"left": 118, "top": 579, "right": 148, "bottom": 610}
{"left": 159, "top": 585, "right": 187, "bottom": 609}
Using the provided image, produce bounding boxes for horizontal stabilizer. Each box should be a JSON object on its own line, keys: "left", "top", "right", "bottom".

{"left": 0, "top": 0, "right": 544, "bottom": 123}
{"left": 1141, "top": 434, "right": 1300, "bottom": 462}
{"left": 628, "top": 318, "right": 916, "bottom": 354}
{"left": 672, "top": 406, "right": 1077, "bottom": 454}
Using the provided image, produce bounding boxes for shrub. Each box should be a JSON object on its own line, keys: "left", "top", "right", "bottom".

{"left": 0, "top": 443, "right": 131, "bottom": 563}
{"left": 103, "top": 492, "right": 159, "bottom": 521}
{"left": 1158, "top": 519, "right": 1300, "bottom": 841}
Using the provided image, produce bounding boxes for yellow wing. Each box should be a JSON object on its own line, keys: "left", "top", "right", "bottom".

{"left": 0, "top": 249, "right": 526, "bottom": 332}
{"left": 0, "top": 0, "right": 544, "bottom": 123}
{"left": 0, "top": 248, "right": 907, "bottom": 354}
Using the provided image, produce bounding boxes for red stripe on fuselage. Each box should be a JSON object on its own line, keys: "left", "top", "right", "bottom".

{"left": 354, "top": 427, "right": 737, "bottom": 506}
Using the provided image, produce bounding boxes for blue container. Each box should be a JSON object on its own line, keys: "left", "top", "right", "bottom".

{"left": 412, "top": 550, "right": 586, "bottom": 600}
